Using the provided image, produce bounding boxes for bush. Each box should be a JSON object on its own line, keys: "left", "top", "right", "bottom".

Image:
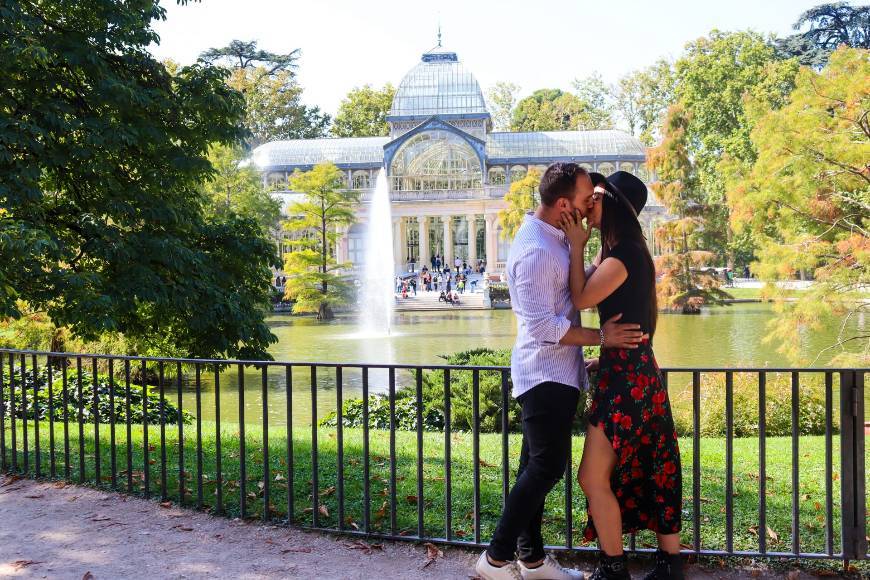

{"left": 321, "top": 347, "right": 600, "bottom": 434}
{"left": 488, "top": 283, "right": 510, "bottom": 304}
{"left": 2, "top": 366, "right": 193, "bottom": 425}
{"left": 669, "top": 372, "right": 836, "bottom": 437}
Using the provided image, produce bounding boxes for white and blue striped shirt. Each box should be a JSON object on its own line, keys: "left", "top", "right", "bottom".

{"left": 506, "top": 213, "right": 587, "bottom": 398}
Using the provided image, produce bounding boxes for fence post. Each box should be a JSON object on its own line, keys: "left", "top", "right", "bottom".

{"left": 840, "top": 370, "right": 867, "bottom": 560}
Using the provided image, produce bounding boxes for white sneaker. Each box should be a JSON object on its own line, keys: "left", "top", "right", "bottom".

{"left": 475, "top": 551, "right": 523, "bottom": 580}
{"left": 518, "top": 554, "right": 584, "bottom": 580}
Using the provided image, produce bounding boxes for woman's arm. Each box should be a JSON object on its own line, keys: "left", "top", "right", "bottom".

{"left": 572, "top": 257, "right": 628, "bottom": 309}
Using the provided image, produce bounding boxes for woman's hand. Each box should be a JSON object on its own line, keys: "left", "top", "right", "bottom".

{"left": 585, "top": 357, "right": 600, "bottom": 373}
{"left": 559, "top": 208, "right": 590, "bottom": 249}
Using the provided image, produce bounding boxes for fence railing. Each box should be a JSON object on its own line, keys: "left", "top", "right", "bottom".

{"left": 0, "top": 349, "right": 866, "bottom": 561}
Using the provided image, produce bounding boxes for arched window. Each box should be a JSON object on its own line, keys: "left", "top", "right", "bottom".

{"left": 347, "top": 223, "right": 367, "bottom": 265}
{"left": 596, "top": 162, "right": 615, "bottom": 175}
{"left": 579, "top": 162, "right": 593, "bottom": 172}
{"left": 510, "top": 165, "right": 527, "bottom": 182}
{"left": 352, "top": 171, "right": 371, "bottom": 189}
{"left": 620, "top": 162, "right": 635, "bottom": 174}
{"left": 267, "top": 172, "right": 287, "bottom": 188}
{"left": 488, "top": 166, "right": 506, "bottom": 185}
{"left": 389, "top": 130, "right": 483, "bottom": 191}
{"left": 531, "top": 165, "right": 548, "bottom": 176}
{"left": 636, "top": 164, "right": 649, "bottom": 182}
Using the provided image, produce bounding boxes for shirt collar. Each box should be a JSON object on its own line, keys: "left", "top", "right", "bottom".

{"left": 526, "top": 212, "right": 567, "bottom": 244}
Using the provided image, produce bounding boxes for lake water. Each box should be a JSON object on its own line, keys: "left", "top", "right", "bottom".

{"left": 180, "top": 303, "right": 865, "bottom": 427}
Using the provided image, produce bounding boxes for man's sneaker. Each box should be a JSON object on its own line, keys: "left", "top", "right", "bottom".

{"left": 518, "top": 554, "right": 585, "bottom": 579}
{"left": 475, "top": 551, "right": 523, "bottom": 580}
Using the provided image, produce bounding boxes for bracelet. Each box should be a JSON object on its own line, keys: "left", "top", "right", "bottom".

{"left": 599, "top": 327, "right": 605, "bottom": 349}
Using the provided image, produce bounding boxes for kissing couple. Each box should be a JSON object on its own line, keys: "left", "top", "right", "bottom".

{"left": 475, "top": 163, "right": 683, "bottom": 580}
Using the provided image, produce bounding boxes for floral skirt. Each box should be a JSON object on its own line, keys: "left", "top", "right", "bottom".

{"left": 582, "top": 341, "right": 682, "bottom": 541}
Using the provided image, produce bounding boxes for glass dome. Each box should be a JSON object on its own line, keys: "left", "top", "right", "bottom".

{"left": 486, "top": 130, "right": 647, "bottom": 160}
{"left": 390, "top": 130, "right": 483, "bottom": 191}
{"left": 389, "top": 47, "right": 488, "bottom": 118}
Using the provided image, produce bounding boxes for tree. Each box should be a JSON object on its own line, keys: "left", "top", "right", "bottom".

{"left": 498, "top": 169, "right": 541, "bottom": 241}
{"left": 571, "top": 73, "right": 615, "bottom": 130}
{"left": 486, "top": 82, "right": 520, "bottom": 132}
{"left": 725, "top": 46, "right": 869, "bottom": 364}
{"left": 0, "top": 0, "right": 279, "bottom": 359}
{"left": 613, "top": 60, "right": 676, "bottom": 145}
{"left": 672, "top": 30, "right": 800, "bottom": 264}
{"left": 331, "top": 84, "right": 396, "bottom": 137}
{"left": 283, "top": 163, "right": 359, "bottom": 320}
{"left": 200, "top": 39, "right": 301, "bottom": 76}
{"left": 512, "top": 87, "right": 613, "bottom": 132}
{"left": 776, "top": 3, "right": 870, "bottom": 67}
{"left": 648, "top": 106, "right": 731, "bottom": 314}
{"left": 202, "top": 40, "right": 329, "bottom": 147}
{"left": 201, "top": 144, "right": 282, "bottom": 232}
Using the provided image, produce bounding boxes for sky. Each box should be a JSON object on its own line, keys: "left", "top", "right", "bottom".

{"left": 149, "top": 0, "right": 824, "bottom": 116}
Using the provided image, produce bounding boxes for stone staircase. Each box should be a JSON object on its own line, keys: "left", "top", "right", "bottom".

{"left": 394, "top": 289, "right": 488, "bottom": 311}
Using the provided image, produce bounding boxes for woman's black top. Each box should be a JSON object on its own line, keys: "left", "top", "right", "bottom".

{"left": 597, "top": 240, "right": 654, "bottom": 335}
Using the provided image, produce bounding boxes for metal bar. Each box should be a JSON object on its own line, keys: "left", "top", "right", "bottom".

{"left": 388, "top": 367, "right": 397, "bottom": 535}
{"left": 31, "top": 354, "right": 40, "bottom": 477}
{"left": 108, "top": 358, "right": 116, "bottom": 489}
{"left": 692, "top": 371, "right": 700, "bottom": 553}
{"left": 725, "top": 371, "right": 734, "bottom": 554}
{"left": 239, "top": 363, "right": 247, "bottom": 518}
{"left": 501, "top": 371, "right": 509, "bottom": 507}
{"left": 142, "top": 359, "right": 150, "bottom": 498}
{"left": 472, "top": 369, "right": 481, "bottom": 544}
{"left": 362, "top": 367, "right": 370, "bottom": 533}
{"left": 261, "top": 364, "right": 270, "bottom": 521}
{"left": 310, "top": 366, "right": 318, "bottom": 527}
{"left": 416, "top": 368, "right": 424, "bottom": 539}
{"left": 292, "top": 365, "right": 295, "bottom": 524}
{"left": 195, "top": 364, "right": 203, "bottom": 509}
{"left": 47, "top": 358, "right": 55, "bottom": 477}
{"left": 159, "top": 361, "right": 167, "bottom": 499}
{"left": 444, "top": 368, "right": 452, "bottom": 540}
{"left": 336, "top": 366, "right": 344, "bottom": 531}
{"left": 10, "top": 353, "right": 16, "bottom": 472}
{"left": 177, "top": 361, "right": 184, "bottom": 504}
{"left": 0, "top": 354, "right": 5, "bottom": 471}
{"left": 125, "top": 360, "right": 133, "bottom": 493}
{"left": 214, "top": 366, "right": 222, "bottom": 514}
{"left": 21, "top": 354, "right": 28, "bottom": 474}
{"left": 76, "top": 357, "right": 84, "bottom": 483}
{"left": 758, "top": 371, "right": 767, "bottom": 554}
{"left": 91, "top": 357, "right": 100, "bottom": 485}
{"left": 791, "top": 372, "right": 800, "bottom": 555}
{"left": 62, "top": 360, "right": 70, "bottom": 480}
{"left": 840, "top": 370, "right": 868, "bottom": 559}
{"left": 824, "top": 372, "right": 833, "bottom": 556}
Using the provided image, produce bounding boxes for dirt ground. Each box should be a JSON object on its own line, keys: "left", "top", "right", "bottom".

{"left": 0, "top": 475, "right": 851, "bottom": 579}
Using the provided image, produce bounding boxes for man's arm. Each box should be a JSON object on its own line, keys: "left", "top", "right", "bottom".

{"left": 511, "top": 249, "right": 572, "bottom": 345}
{"left": 559, "top": 314, "right": 646, "bottom": 348}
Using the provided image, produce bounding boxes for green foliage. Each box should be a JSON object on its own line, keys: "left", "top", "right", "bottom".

{"left": 486, "top": 82, "right": 521, "bottom": 132}
{"left": 725, "top": 46, "right": 869, "bottom": 365}
{"left": 3, "top": 367, "right": 192, "bottom": 425}
{"left": 283, "top": 163, "right": 359, "bottom": 319}
{"left": 0, "top": 0, "right": 278, "bottom": 360}
{"left": 201, "top": 144, "right": 282, "bottom": 232}
{"left": 498, "top": 169, "right": 541, "bottom": 241}
{"left": 613, "top": 60, "right": 676, "bottom": 146}
{"left": 487, "top": 283, "right": 510, "bottom": 304}
{"left": 775, "top": 3, "right": 870, "bottom": 67}
{"left": 331, "top": 84, "right": 396, "bottom": 137}
{"left": 511, "top": 88, "right": 612, "bottom": 132}
{"left": 570, "top": 73, "right": 615, "bottom": 130}
{"left": 200, "top": 39, "right": 301, "bottom": 76}
{"left": 671, "top": 372, "right": 835, "bottom": 438}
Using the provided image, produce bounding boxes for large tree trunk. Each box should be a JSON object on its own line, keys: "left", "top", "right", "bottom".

{"left": 317, "top": 301, "right": 334, "bottom": 320}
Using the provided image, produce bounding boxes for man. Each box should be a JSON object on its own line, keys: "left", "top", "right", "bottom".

{"left": 475, "top": 163, "right": 647, "bottom": 580}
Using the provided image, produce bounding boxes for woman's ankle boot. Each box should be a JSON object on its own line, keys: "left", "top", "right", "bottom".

{"left": 589, "top": 552, "right": 630, "bottom": 580}
{"left": 641, "top": 549, "right": 684, "bottom": 580}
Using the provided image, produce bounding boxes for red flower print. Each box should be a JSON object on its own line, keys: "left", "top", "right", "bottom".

{"left": 613, "top": 364, "right": 623, "bottom": 372}
{"left": 612, "top": 412, "right": 623, "bottom": 424}
{"left": 620, "top": 415, "right": 633, "bottom": 429}
{"left": 631, "top": 387, "right": 643, "bottom": 400}
{"left": 641, "top": 434, "right": 651, "bottom": 445}
{"left": 664, "top": 461, "right": 676, "bottom": 475}
{"left": 614, "top": 394, "right": 623, "bottom": 404}
{"left": 640, "top": 354, "right": 649, "bottom": 363}
{"left": 637, "top": 374, "right": 650, "bottom": 388}
{"left": 618, "top": 350, "right": 628, "bottom": 360}
{"left": 628, "top": 364, "right": 635, "bottom": 371}
{"left": 654, "top": 473, "right": 667, "bottom": 488}
{"left": 652, "top": 391, "right": 666, "bottom": 404}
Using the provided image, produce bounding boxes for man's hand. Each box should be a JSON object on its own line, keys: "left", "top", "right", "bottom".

{"left": 601, "top": 313, "right": 647, "bottom": 349}
{"left": 585, "top": 357, "right": 600, "bottom": 373}
{"left": 559, "top": 208, "right": 591, "bottom": 249}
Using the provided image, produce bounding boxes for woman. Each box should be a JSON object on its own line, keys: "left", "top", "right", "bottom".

{"left": 560, "top": 172, "right": 683, "bottom": 580}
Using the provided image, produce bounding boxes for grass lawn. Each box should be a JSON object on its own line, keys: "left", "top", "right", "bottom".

{"left": 3, "top": 418, "right": 863, "bottom": 568}
{"left": 723, "top": 287, "right": 765, "bottom": 300}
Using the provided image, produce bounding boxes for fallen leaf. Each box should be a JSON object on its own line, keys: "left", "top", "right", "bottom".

{"left": 11, "top": 560, "right": 42, "bottom": 570}
{"left": 24, "top": 494, "right": 43, "bottom": 499}
{"left": 319, "top": 504, "right": 329, "bottom": 518}
{"left": 406, "top": 495, "right": 418, "bottom": 504}
{"left": 319, "top": 485, "right": 336, "bottom": 497}
{"left": 787, "top": 571, "right": 799, "bottom": 580}
{"left": 82, "top": 573, "right": 94, "bottom": 580}
{"left": 766, "top": 526, "right": 779, "bottom": 541}
{"left": 160, "top": 501, "right": 172, "bottom": 508}
{"left": 281, "top": 547, "right": 312, "bottom": 554}
{"left": 478, "top": 459, "right": 496, "bottom": 468}
{"left": 422, "top": 542, "right": 443, "bottom": 569}
{"left": 344, "top": 540, "right": 384, "bottom": 555}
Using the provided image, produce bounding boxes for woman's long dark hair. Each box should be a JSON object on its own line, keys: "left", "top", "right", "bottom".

{"left": 597, "top": 183, "right": 658, "bottom": 337}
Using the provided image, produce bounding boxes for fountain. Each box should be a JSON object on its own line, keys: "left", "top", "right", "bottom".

{"left": 358, "top": 168, "right": 395, "bottom": 336}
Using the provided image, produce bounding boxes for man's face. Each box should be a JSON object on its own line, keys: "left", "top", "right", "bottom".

{"left": 555, "top": 174, "right": 594, "bottom": 218}
{"left": 587, "top": 185, "right": 605, "bottom": 228}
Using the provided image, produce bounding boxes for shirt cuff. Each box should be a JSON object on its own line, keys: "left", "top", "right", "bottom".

{"left": 549, "top": 315, "right": 572, "bottom": 345}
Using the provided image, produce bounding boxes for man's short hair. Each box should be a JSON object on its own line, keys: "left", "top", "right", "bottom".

{"left": 539, "top": 162, "right": 588, "bottom": 206}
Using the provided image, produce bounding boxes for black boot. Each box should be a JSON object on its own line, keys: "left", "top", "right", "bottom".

{"left": 641, "top": 549, "right": 684, "bottom": 580}
{"left": 589, "top": 552, "right": 631, "bottom": 580}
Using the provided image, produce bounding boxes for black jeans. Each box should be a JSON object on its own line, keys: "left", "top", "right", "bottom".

{"left": 487, "top": 381, "right": 580, "bottom": 562}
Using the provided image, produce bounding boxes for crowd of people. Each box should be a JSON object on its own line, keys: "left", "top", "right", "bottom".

{"left": 394, "top": 255, "right": 487, "bottom": 304}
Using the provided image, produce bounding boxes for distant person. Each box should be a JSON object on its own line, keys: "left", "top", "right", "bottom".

{"left": 439, "top": 290, "right": 448, "bottom": 303}
{"left": 742, "top": 265, "right": 750, "bottom": 279}
{"left": 454, "top": 256, "right": 461, "bottom": 270}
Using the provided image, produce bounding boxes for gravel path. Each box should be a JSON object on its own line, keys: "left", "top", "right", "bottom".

{"left": 0, "top": 475, "right": 848, "bottom": 579}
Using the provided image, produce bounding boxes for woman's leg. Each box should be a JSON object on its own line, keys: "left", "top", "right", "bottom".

{"left": 655, "top": 532, "right": 680, "bottom": 554}
{"left": 578, "top": 423, "right": 623, "bottom": 555}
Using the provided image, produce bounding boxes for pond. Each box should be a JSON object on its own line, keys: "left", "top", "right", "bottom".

{"left": 179, "top": 303, "right": 865, "bottom": 427}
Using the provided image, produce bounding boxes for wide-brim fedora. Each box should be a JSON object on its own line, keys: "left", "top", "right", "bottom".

{"left": 589, "top": 170, "right": 648, "bottom": 215}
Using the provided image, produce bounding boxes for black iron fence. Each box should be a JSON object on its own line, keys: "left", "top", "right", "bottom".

{"left": 0, "top": 348, "right": 866, "bottom": 562}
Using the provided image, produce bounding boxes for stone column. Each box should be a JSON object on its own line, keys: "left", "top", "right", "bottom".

{"left": 399, "top": 218, "right": 408, "bottom": 268}
{"left": 418, "top": 216, "right": 430, "bottom": 268}
{"left": 442, "top": 216, "right": 453, "bottom": 268}
{"left": 466, "top": 215, "right": 478, "bottom": 265}
{"left": 392, "top": 218, "right": 402, "bottom": 273}
{"left": 484, "top": 214, "right": 498, "bottom": 272}
{"left": 336, "top": 224, "right": 350, "bottom": 265}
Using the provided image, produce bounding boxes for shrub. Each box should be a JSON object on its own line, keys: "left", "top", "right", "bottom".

{"left": 2, "top": 367, "right": 193, "bottom": 425}
{"left": 488, "top": 283, "right": 510, "bottom": 304}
